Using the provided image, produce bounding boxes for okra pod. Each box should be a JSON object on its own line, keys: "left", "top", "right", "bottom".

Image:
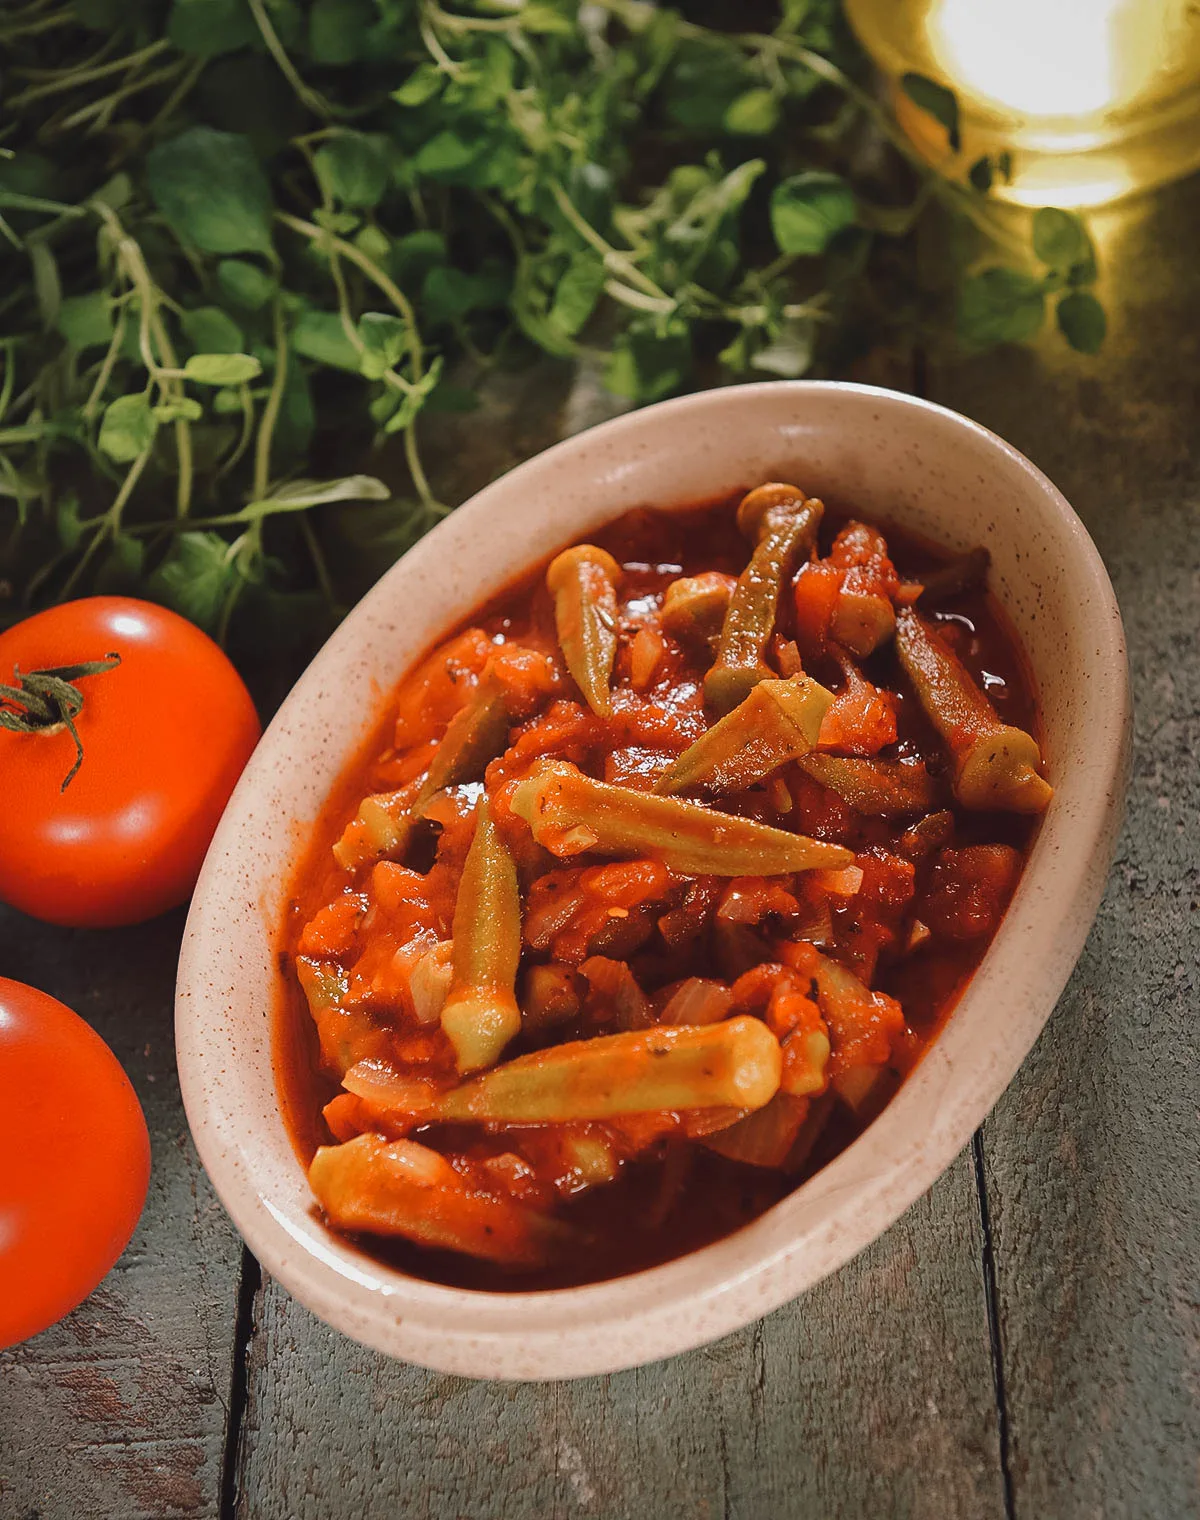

{"left": 510, "top": 758, "right": 854, "bottom": 875}
{"left": 297, "top": 958, "right": 392, "bottom": 1076}
{"left": 705, "top": 484, "right": 823, "bottom": 715}
{"left": 309, "top": 1133, "right": 559, "bottom": 1265}
{"left": 440, "top": 796, "right": 523, "bottom": 1073}
{"left": 798, "top": 753, "right": 937, "bottom": 816}
{"left": 426, "top": 1016, "right": 781, "bottom": 1123}
{"left": 333, "top": 675, "right": 510, "bottom": 868}
{"left": 546, "top": 544, "right": 622, "bottom": 717}
{"left": 655, "top": 675, "right": 833, "bottom": 795}
{"left": 894, "top": 608, "right": 1053, "bottom": 813}
{"left": 661, "top": 572, "right": 735, "bottom": 646}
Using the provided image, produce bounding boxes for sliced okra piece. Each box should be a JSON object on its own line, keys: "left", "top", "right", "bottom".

{"left": 894, "top": 608, "right": 1052, "bottom": 813}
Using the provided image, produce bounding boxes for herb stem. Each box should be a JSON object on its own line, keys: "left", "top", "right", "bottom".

{"left": 253, "top": 301, "right": 289, "bottom": 504}
{"left": 7, "top": 41, "right": 172, "bottom": 109}
{"left": 247, "top": 0, "right": 336, "bottom": 121}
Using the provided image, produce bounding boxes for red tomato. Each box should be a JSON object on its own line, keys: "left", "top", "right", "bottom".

{"left": 0, "top": 597, "right": 259, "bottom": 927}
{"left": 0, "top": 978, "right": 150, "bottom": 1349}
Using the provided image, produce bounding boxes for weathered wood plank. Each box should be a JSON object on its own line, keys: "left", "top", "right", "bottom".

{"left": 924, "top": 175, "right": 1200, "bottom": 1517}
{"left": 0, "top": 908, "right": 242, "bottom": 1520}
{"left": 232, "top": 1153, "right": 1005, "bottom": 1520}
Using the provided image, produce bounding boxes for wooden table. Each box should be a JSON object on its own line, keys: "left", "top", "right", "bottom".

{"left": 2, "top": 175, "right": 1197, "bottom": 1520}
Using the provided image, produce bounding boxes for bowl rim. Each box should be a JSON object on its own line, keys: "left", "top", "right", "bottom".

{"left": 176, "top": 380, "right": 1130, "bottom": 1380}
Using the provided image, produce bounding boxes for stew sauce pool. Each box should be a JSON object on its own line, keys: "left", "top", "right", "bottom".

{"left": 277, "top": 490, "right": 1046, "bottom": 1291}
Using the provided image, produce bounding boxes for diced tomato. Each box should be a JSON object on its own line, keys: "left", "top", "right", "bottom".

{"left": 323, "top": 1092, "right": 369, "bottom": 1143}
{"left": 793, "top": 560, "right": 842, "bottom": 655}
{"left": 489, "top": 642, "right": 562, "bottom": 719}
{"left": 817, "top": 661, "right": 898, "bottom": 756}
{"left": 920, "top": 845, "right": 1022, "bottom": 940}
{"left": 297, "top": 892, "right": 367, "bottom": 959}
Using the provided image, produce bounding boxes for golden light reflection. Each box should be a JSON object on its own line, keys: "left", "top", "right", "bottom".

{"left": 846, "top": 0, "right": 1200, "bottom": 207}
{"left": 932, "top": 0, "right": 1123, "bottom": 120}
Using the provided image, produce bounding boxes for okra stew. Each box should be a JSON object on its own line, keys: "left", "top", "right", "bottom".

{"left": 279, "top": 484, "right": 1051, "bottom": 1290}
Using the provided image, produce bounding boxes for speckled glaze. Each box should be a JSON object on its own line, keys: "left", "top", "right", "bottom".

{"left": 175, "top": 382, "right": 1130, "bottom": 1381}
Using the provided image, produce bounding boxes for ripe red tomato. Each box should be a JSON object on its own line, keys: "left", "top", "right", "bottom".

{"left": 0, "top": 597, "right": 260, "bottom": 927}
{"left": 0, "top": 978, "right": 150, "bottom": 1349}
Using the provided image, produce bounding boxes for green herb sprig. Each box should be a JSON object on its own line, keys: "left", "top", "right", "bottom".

{"left": 0, "top": 0, "right": 1103, "bottom": 657}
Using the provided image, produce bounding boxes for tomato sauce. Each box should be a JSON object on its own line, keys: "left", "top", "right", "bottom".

{"left": 276, "top": 495, "right": 1043, "bottom": 1291}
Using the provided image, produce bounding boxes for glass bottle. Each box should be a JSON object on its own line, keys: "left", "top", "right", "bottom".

{"left": 844, "top": 0, "right": 1200, "bottom": 207}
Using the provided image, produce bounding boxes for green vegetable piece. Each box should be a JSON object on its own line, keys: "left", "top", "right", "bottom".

{"left": 429, "top": 1016, "right": 782, "bottom": 1123}
{"left": 798, "top": 754, "right": 937, "bottom": 817}
{"left": 705, "top": 483, "right": 823, "bottom": 715}
{"left": 894, "top": 608, "right": 1052, "bottom": 813}
{"left": 656, "top": 676, "right": 833, "bottom": 795}
{"left": 546, "top": 544, "right": 622, "bottom": 717}
{"left": 309, "top": 1134, "right": 559, "bottom": 1265}
{"left": 333, "top": 676, "right": 510, "bottom": 868}
{"left": 770, "top": 171, "right": 856, "bottom": 256}
{"left": 99, "top": 394, "right": 157, "bottom": 463}
{"left": 440, "top": 797, "right": 523, "bottom": 1074}
{"left": 297, "top": 957, "right": 349, "bottom": 1015}
{"left": 510, "top": 759, "right": 854, "bottom": 875}
{"left": 147, "top": 127, "right": 273, "bottom": 256}
{"left": 296, "top": 957, "right": 398, "bottom": 1075}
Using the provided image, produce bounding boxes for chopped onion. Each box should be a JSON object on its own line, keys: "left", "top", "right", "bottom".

{"left": 409, "top": 940, "right": 454, "bottom": 1024}
{"left": 342, "top": 1058, "right": 441, "bottom": 1115}
{"left": 658, "top": 977, "right": 734, "bottom": 1027}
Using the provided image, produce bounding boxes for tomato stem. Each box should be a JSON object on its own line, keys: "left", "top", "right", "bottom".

{"left": 0, "top": 653, "right": 122, "bottom": 790}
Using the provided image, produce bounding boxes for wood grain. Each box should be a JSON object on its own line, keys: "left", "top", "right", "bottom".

{"left": 924, "top": 176, "right": 1200, "bottom": 1517}
{"left": 0, "top": 909, "right": 242, "bottom": 1520}
{"left": 231, "top": 1153, "right": 1004, "bottom": 1520}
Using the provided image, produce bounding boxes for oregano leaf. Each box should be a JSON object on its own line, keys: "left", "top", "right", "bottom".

{"left": 901, "top": 72, "right": 961, "bottom": 152}
{"left": 99, "top": 394, "right": 158, "bottom": 462}
{"left": 147, "top": 128, "right": 273, "bottom": 255}
{"left": 1056, "top": 291, "right": 1106, "bottom": 353}
{"left": 958, "top": 267, "right": 1046, "bottom": 348}
{"left": 183, "top": 352, "right": 262, "bottom": 385}
{"left": 770, "top": 172, "right": 856, "bottom": 256}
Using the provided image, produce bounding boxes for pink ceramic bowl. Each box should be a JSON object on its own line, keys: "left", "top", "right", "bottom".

{"left": 176, "top": 381, "right": 1129, "bottom": 1379}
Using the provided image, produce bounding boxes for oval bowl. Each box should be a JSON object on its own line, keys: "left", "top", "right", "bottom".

{"left": 176, "top": 381, "right": 1129, "bottom": 1379}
